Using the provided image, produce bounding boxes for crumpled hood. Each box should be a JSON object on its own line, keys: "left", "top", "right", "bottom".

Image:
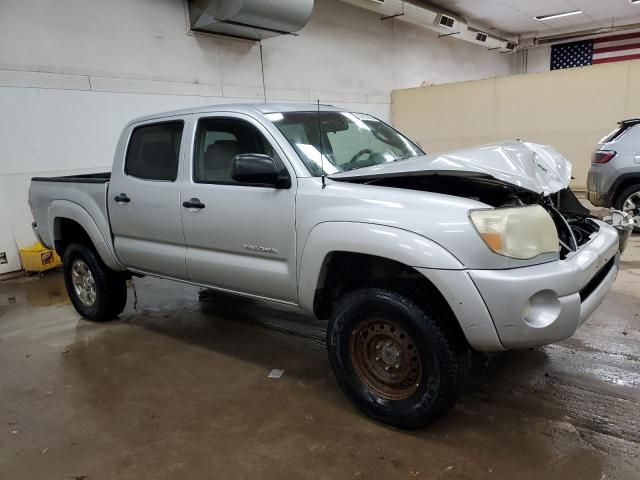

{"left": 330, "top": 140, "right": 572, "bottom": 195}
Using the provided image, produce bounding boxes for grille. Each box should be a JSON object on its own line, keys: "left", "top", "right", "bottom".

{"left": 579, "top": 257, "right": 615, "bottom": 302}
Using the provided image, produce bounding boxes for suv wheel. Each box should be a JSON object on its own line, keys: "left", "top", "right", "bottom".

{"left": 326, "top": 288, "right": 468, "bottom": 429}
{"left": 62, "top": 243, "right": 127, "bottom": 321}
{"left": 615, "top": 184, "right": 640, "bottom": 233}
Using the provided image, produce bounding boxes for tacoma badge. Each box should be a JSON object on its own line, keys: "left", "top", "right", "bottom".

{"left": 243, "top": 244, "right": 279, "bottom": 255}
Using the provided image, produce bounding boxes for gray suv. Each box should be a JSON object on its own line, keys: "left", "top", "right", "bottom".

{"left": 587, "top": 118, "right": 640, "bottom": 230}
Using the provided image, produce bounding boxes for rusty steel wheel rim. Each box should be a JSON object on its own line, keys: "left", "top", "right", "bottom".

{"left": 349, "top": 318, "right": 422, "bottom": 401}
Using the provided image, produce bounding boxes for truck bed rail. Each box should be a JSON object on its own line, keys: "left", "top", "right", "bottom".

{"left": 32, "top": 172, "right": 110, "bottom": 184}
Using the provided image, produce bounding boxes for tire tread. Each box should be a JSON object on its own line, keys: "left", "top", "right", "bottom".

{"left": 327, "top": 288, "right": 468, "bottom": 429}
{"left": 62, "top": 242, "right": 127, "bottom": 321}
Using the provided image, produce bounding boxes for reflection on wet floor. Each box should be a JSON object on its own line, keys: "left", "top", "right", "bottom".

{"left": 1, "top": 237, "right": 640, "bottom": 479}
{"left": 0, "top": 271, "right": 68, "bottom": 308}
{"left": 621, "top": 260, "right": 640, "bottom": 270}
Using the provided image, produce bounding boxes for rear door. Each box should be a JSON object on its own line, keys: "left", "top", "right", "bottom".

{"left": 109, "top": 116, "right": 190, "bottom": 279}
{"left": 181, "top": 113, "right": 298, "bottom": 302}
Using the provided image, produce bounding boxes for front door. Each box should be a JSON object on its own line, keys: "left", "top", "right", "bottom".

{"left": 181, "top": 114, "right": 297, "bottom": 302}
{"left": 109, "top": 118, "right": 189, "bottom": 279}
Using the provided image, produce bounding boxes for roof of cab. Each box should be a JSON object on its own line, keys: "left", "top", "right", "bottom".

{"left": 129, "top": 103, "right": 345, "bottom": 124}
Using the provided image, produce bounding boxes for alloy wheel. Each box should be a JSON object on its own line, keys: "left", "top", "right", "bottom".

{"left": 623, "top": 190, "right": 640, "bottom": 228}
{"left": 71, "top": 259, "right": 97, "bottom": 306}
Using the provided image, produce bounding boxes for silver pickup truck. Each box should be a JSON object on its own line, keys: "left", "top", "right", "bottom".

{"left": 29, "top": 104, "right": 620, "bottom": 428}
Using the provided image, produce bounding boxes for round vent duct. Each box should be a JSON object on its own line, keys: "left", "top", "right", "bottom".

{"left": 189, "top": 0, "right": 315, "bottom": 40}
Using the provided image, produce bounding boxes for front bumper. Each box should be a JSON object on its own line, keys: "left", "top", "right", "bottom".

{"left": 419, "top": 221, "right": 620, "bottom": 351}
{"left": 468, "top": 221, "right": 619, "bottom": 349}
{"left": 604, "top": 210, "right": 634, "bottom": 254}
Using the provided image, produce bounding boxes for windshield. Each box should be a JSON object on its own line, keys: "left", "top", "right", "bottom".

{"left": 265, "top": 111, "right": 424, "bottom": 176}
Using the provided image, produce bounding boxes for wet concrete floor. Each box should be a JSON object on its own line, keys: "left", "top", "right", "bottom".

{"left": 1, "top": 240, "right": 639, "bottom": 479}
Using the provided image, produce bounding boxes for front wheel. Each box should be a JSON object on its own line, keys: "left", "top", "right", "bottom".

{"left": 62, "top": 243, "right": 127, "bottom": 321}
{"left": 327, "top": 288, "right": 468, "bottom": 429}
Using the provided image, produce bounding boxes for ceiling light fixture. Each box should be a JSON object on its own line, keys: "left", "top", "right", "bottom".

{"left": 534, "top": 10, "right": 583, "bottom": 21}
{"left": 631, "top": 0, "right": 640, "bottom": 4}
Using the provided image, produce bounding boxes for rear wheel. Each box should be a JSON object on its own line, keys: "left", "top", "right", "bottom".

{"left": 614, "top": 184, "right": 640, "bottom": 233}
{"left": 62, "top": 243, "right": 127, "bottom": 321}
{"left": 327, "top": 288, "right": 468, "bottom": 429}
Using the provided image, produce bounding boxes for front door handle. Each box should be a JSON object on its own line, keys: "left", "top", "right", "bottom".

{"left": 114, "top": 193, "right": 130, "bottom": 204}
{"left": 182, "top": 198, "right": 206, "bottom": 210}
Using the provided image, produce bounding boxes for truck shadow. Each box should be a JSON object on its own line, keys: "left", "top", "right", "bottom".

{"left": 6, "top": 272, "right": 630, "bottom": 476}
{"left": 116, "top": 277, "right": 556, "bottom": 419}
{"left": 121, "top": 277, "right": 554, "bottom": 386}
{"left": 118, "top": 278, "right": 332, "bottom": 381}
{"left": 61, "top": 276, "right": 638, "bottom": 475}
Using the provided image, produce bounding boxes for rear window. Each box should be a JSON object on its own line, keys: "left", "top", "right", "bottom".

{"left": 125, "top": 122, "right": 184, "bottom": 181}
{"left": 599, "top": 122, "right": 638, "bottom": 144}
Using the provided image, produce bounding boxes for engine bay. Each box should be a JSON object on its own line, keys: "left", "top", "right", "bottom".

{"left": 541, "top": 188, "right": 601, "bottom": 258}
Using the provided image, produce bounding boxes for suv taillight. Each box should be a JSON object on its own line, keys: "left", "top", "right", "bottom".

{"left": 592, "top": 150, "right": 616, "bottom": 164}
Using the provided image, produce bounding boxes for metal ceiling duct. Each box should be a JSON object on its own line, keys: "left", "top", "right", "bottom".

{"left": 188, "top": 0, "right": 314, "bottom": 41}
{"left": 340, "top": 0, "right": 517, "bottom": 52}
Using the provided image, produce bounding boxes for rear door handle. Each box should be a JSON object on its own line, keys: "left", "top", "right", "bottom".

{"left": 183, "top": 198, "right": 205, "bottom": 210}
{"left": 114, "top": 193, "right": 130, "bottom": 204}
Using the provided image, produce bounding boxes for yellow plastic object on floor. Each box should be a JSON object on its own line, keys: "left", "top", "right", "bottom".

{"left": 19, "top": 243, "right": 61, "bottom": 273}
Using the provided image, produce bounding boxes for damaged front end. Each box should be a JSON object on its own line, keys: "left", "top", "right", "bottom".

{"left": 331, "top": 140, "right": 632, "bottom": 255}
{"left": 603, "top": 209, "right": 634, "bottom": 254}
{"left": 542, "top": 188, "right": 632, "bottom": 256}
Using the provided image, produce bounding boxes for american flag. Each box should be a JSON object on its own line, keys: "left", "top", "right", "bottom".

{"left": 551, "top": 31, "right": 640, "bottom": 70}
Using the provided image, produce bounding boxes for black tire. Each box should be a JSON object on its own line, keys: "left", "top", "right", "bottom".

{"left": 614, "top": 184, "right": 640, "bottom": 233}
{"left": 62, "top": 243, "right": 127, "bottom": 321}
{"left": 327, "top": 288, "right": 468, "bottom": 429}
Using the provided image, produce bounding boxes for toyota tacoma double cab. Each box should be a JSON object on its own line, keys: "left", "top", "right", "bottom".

{"left": 29, "top": 104, "right": 621, "bottom": 428}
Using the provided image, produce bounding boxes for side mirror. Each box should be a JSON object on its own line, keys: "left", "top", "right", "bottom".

{"left": 231, "top": 154, "right": 291, "bottom": 188}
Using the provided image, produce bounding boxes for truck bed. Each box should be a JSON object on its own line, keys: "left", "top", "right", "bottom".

{"left": 29, "top": 174, "right": 115, "bottom": 265}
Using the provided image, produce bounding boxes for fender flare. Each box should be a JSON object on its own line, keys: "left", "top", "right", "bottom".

{"left": 609, "top": 172, "right": 640, "bottom": 204}
{"left": 48, "top": 200, "right": 125, "bottom": 271}
{"left": 297, "top": 222, "right": 463, "bottom": 314}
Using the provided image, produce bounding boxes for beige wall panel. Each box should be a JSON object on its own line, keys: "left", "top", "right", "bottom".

{"left": 393, "top": 60, "right": 640, "bottom": 190}
{"left": 392, "top": 79, "right": 497, "bottom": 148}
{"left": 626, "top": 61, "right": 640, "bottom": 118}
{"left": 419, "top": 136, "right": 498, "bottom": 156}
{"left": 496, "top": 64, "right": 629, "bottom": 137}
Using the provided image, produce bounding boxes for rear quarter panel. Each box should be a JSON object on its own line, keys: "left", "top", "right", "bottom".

{"left": 596, "top": 125, "right": 640, "bottom": 196}
{"left": 29, "top": 180, "right": 124, "bottom": 270}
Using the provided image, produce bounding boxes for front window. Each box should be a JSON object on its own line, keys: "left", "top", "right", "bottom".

{"left": 266, "top": 112, "right": 423, "bottom": 176}
{"left": 193, "top": 117, "right": 280, "bottom": 184}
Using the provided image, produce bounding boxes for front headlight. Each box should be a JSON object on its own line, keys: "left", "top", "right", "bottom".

{"left": 469, "top": 205, "right": 559, "bottom": 259}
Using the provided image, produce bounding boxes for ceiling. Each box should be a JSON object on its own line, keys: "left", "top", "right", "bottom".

{"left": 422, "top": 0, "right": 640, "bottom": 37}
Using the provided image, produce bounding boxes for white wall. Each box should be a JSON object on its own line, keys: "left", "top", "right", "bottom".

{"left": 0, "top": 0, "right": 516, "bottom": 273}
